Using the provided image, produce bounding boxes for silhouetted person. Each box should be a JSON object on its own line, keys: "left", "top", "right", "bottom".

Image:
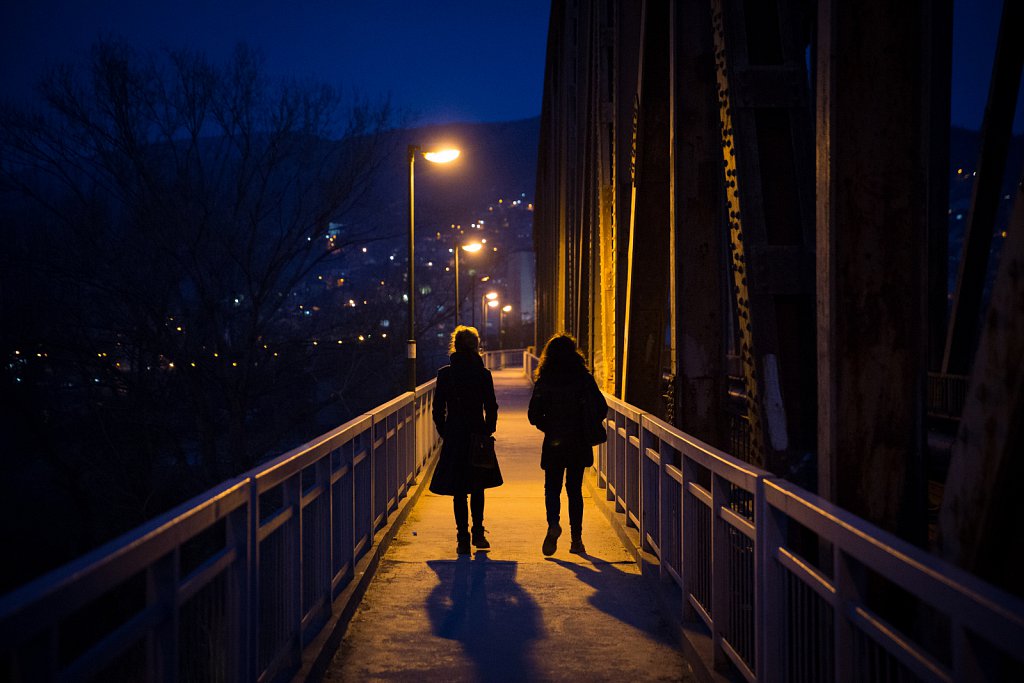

{"left": 528, "top": 333, "right": 608, "bottom": 555}
{"left": 430, "top": 326, "right": 502, "bottom": 554}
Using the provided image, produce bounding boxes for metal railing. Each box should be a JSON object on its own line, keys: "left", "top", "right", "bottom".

{"left": 0, "top": 380, "right": 441, "bottom": 682}
{"left": 524, "top": 351, "right": 1024, "bottom": 682}
{"left": 482, "top": 348, "right": 525, "bottom": 371}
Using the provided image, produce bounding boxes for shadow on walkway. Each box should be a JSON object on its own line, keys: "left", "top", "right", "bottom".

{"left": 547, "top": 556, "right": 675, "bottom": 643}
{"left": 426, "top": 554, "right": 545, "bottom": 682}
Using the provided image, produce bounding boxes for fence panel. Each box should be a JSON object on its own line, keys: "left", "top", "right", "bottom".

{"left": 559, "top": 344, "right": 1023, "bottom": 683}
{"left": 0, "top": 380, "right": 440, "bottom": 683}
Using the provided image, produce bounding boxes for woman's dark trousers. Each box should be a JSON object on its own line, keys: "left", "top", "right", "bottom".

{"left": 544, "top": 465, "right": 584, "bottom": 531}
{"left": 453, "top": 488, "right": 485, "bottom": 531}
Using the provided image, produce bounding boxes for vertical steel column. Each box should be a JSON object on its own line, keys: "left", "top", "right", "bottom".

{"left": 614, "top": 2, "right": 642, "bottom": 397}
{"left": 816, "top": 0, "right": 929, "bottom": 539}
{"left": 622, "top": 0, "right": 672, "bottom": 414}
{"left": 939, "top": 160, "right": 1024, "bottom": 595}
{"left": 710, "top": 0, "right": 817, "bottom": 473}
{"left": 672, "top": 0, "right": 726, "bottom": 447}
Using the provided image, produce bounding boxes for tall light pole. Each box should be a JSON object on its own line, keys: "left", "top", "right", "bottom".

{"left": 407, "top": 145, "right": 460, "bottom": 391}
{"left": 500, "top": 304, "right": 512, "bottom": 348}
{"left": 472, "top": 276, "right": 490, "bottom": 327}
{"left": 456, "top": 242, "right": 482, "bottom": 325}
{"left": 481, "top": 291, "right": 499, "bottom": 339}
{"left": 482, "top": 295, "right": 499, "bottom": 347}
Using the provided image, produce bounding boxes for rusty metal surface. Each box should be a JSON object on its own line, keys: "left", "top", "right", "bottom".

{"left": 710, "top": 0, "right": 766, "bottom": 468}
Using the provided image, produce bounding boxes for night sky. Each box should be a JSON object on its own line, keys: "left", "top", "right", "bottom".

{"left": 0, "top": 0, "right": 1021, "bottom": 129}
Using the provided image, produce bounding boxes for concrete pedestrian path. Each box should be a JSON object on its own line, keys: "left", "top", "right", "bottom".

{"left": 324, "top": 368, "right": 691, "bottom": 682}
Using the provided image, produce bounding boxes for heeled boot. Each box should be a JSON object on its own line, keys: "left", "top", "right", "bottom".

{"left": 456, "top": 529, "right": 471, "bottom": 555}
{"left": 471, "top": 525, "right": 490, "bottom": 548}
{"left": 542, "top": 522, "right": 561, "bottom": 556}
{"left": 569, "top": 528, "right": 586, "bottom": 554}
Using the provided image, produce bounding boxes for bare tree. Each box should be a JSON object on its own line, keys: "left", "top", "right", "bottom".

{"left": 0, "top": 41, "right": 395, "bottom": 577}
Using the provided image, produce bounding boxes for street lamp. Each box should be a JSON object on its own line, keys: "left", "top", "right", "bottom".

{"left": 407, "top": 144, "right": 460, "bottom": 390}
{"left": 483, "top": 297, "right": 500, "bottom": 347}
{"left": 456, "top": 242, "right": 483, "bottom": 325}
{"left": 499, "top": 304, "right": 512, "bottom": 348}
{"left": 472, "top": 276, "right": 491, "bottom": 326}
{"left": 482, "top": 291, "right": 499, "bottom": 333}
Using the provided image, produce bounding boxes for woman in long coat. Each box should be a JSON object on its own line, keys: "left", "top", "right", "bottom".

{"left": 528, "top": 333, "right": 608, "bottom": 555}
{"left": 429, "top": 326, "right": 502, "bottom": 554}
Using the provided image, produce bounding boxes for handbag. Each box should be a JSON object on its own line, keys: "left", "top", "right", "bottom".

{"left": 469, "top": 433, "right": 498, "bottom": 469}
{"left": 583, "top": 412, "right": 607, "bottom": 446}
{"left": 581, "top": 382, "right": 608, "bottom": 447}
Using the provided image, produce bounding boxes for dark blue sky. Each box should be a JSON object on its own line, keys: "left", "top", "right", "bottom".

{"left": 0, "top": 0, "right": 1020, "bottom": 130}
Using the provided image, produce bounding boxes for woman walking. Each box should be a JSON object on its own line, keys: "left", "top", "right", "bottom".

{"left": 528, "top": 333, "right": 608, "bottom": 555}
{"left": 429, "top": 326, "right": 502, "bottom": 555}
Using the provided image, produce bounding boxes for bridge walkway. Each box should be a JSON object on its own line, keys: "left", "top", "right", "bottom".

{"left": 324, "top": 368, "right": 691, "bottom": 682}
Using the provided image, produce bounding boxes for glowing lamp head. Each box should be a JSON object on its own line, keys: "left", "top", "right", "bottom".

{"left": 502, "top": 305, "right": 512, "bottom": 313}
{"left": 485, "top": 292, "right": 499, "bottom": 300}
{"left": 422, "top": 149, "right": 460, "bottom": 163}
{"left": 487, "top": 300, "right": 500, "bottom": 308}
{"left": 461, "top": 242, "right": 483, "bottom": 253}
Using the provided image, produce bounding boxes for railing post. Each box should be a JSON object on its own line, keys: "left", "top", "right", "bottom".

{"left": 288, "top": 474, "right": 303, "bottom": 670}
{"left": 711, "top": 473, "right": 729, "bottom": 668}
{"left": 246, "top": 477, "right": 259, "bottom": 681}
{"left": 640, "top": 418, "right": 656, "bottom": 553}
{"left": 833, "top": 545, "right": 863, "bottom": 683}
{"left": 952, "top": 618, "right": 983, "bottom": 680}
{"left": 658, "top": 438, "right": 678, "bottom": 587}
{"left": 680, "top": 451, "right": 694, "bottom": 623}
{"left": 227, "top": 490, "right": 252, "bottom": 682}
{"left": 145, "top": 547, "right": 179, "bottom": 683}
{"left": 756, "top": 478, "right": 785, "bottom": 683}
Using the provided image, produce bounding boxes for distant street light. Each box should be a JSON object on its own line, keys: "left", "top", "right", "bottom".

{"left": 456, "top": 242, "right": 483, "bottom": 324}
{"left": 472, "top": 276, "right": 490, "bottom": 326}
{"left": 483, "top": 297, "right": 500, "bottom": 347}
{"left": 407, "top": 144, "right": 460, "bottom": 391}
{"left": 499, "top": 304, "right": 513, "bottom": 348}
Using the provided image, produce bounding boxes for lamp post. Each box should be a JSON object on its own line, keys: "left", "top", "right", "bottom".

{"left": 500, "top": 304, "right": 512, "bottom": 348}
{"left": 483, "top": 297, "right": 500, "bottom": 347}
{"left": 456, "top": 242, "right": 483, "bottom": 325}
{"left": 472, "top": 276, "right": 490, "bottom": 327}
{"left": 407, "top": 144, "right": 459, "bottom": 391}
{"left": 481, "top": 291, "right": 499, "bottom": 339}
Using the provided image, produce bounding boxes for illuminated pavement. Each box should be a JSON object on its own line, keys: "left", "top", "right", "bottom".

{"left": 324, "top": 368, "right": 691, "bottom": 682}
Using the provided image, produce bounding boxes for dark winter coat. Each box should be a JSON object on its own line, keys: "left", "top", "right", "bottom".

{"left": 528, "top": 369, "right": 608, "bottom": 470}
{"left": 429, "top": 351, "right": 502, "bottom": 495}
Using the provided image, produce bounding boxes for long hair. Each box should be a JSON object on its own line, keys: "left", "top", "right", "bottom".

{"left": 534, "top": 333, "right": 588, "bottom": 382}
{"left": 448, "top": 325, "right": 481, "bottom": 355}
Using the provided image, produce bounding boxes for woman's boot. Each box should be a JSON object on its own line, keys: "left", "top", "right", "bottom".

{"left": 471, "top": 525, "right": 490, "bottom": 548}
{"left": 542, "top": 522, "right": 561, "bottom": 556}
{"left": 457, "top": 528, "right": 471, "bottom": 555}
{"left": 569, "top": 528, "right": 586, "bottom": 554}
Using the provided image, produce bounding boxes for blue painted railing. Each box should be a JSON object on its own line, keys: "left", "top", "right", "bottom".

{"left": 525, "top": 351, "right": 1024, "bottom": 682}
{"left": 0, "top": 379, "right": 441, "bottom": 682}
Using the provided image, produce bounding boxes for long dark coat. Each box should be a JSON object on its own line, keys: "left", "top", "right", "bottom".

{"left": 429, "top": 351, "right": 502, "bottom": 495}
{"left": 528, "top": 369, "right": 608, "bottom": 470}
